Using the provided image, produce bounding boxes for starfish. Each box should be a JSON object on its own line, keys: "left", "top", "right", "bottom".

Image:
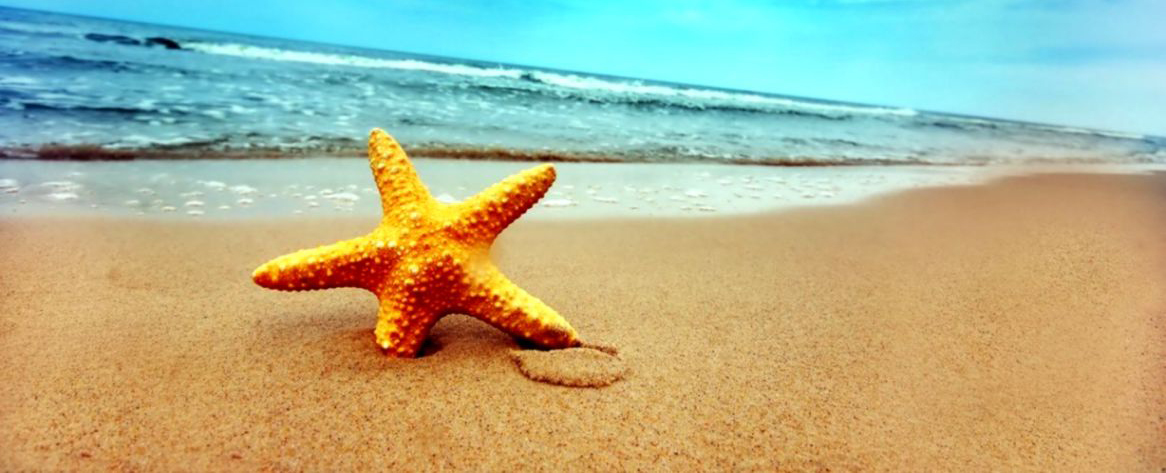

{"left": 252, "top": 129, "right": 581, "bottom": 357}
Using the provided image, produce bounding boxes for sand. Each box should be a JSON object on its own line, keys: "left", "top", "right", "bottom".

{"left": 1, "top": 172, "right": 1164, "bottom": 470}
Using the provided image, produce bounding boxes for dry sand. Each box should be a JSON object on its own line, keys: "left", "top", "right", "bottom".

{"left": 1, "top": 172, "right": 1164, "bottom": 471}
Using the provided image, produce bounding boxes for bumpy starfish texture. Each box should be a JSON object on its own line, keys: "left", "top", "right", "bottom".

{"left": 252, "top": 129, "right": 581, "bottom": 357}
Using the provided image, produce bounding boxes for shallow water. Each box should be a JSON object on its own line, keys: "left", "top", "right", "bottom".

{"left": 1, "top": 6, "right": 1162, "bottom": 166}
{"left": 4, "top": 158, "right": 1162, "bottom": 220}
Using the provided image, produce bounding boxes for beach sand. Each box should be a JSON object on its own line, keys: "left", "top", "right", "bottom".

{"left": 1, "top": 171, "right": 1164, "bottom": 470}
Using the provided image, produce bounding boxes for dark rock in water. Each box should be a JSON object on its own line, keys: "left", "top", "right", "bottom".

{"left": 83, "top": 33, "right": 141, "bottom": 46}
{"left": 82, "top": 33, "right": 182, "bottom": 50}
{"left": 144, "top": 37, "right": 181, "bottom": 50}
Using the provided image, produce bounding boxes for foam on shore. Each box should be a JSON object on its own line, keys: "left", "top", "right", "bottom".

{"left": 7, "top": 158, "right": 1156, "bottom": 220}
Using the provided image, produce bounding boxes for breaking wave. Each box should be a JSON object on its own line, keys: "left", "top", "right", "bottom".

{"left": 183, "top": 41, "right": 523, "bottom": 78}
{"left": 519, "top": 70, "right": 917, "bottom": 118}
{"left": 182, "top": 41, "right": 918, "bottom": 119}
{"left": 919, "top": 115, "right": 1148, "bottom": 142}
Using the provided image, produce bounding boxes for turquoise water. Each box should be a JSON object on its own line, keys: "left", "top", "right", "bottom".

{"left": 1, "top": 6, "right": 1163, "bottom": 166}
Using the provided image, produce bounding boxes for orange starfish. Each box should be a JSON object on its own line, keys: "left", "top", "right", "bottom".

{"left": 252, "top": 129, "right": 581, "bottom": 357}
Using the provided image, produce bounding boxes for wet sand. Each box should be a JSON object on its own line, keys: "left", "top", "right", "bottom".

{"left": 1, "top": 172, "right": 1164, "bottom": 470}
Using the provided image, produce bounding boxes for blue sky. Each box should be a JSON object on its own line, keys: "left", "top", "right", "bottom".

{"left": 4, "top": 0, "right": 1164, "bottom": 134}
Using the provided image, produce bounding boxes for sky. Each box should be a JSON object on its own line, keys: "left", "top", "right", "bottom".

{"left": 3, "top": 0, "right": 1164, "bottom": 135}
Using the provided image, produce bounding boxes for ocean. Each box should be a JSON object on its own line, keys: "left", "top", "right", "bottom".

{"left": 1, "top": 6, "right": 1164, "bottom": 219}
{"left": 1, "top": 6, "right": 1162, "bottom": 165}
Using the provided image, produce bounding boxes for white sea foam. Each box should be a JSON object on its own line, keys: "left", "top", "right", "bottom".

{"left": 184, "top": 42, "right": 523, "bottom": 79}
{"left": 0, "top": 178, "right": 19, "bottom": 193}
{"left": 39, "top": 180, "right": 82, "bottom": 192}
{"left": 324, "top": 192, "right": 360, "bottom": 203}
{"left": 0, "top": 75, "right": 39, "bottom": 87}
{"left": 229, "top": 104, "right": 256, "bottom": 115}
{"left": 435, "top": 193, "right": 459, "bottom": 204}
{"left": 229, "top": 184, "right": 258, "bottom": 195}
{"left": 110, "top": 134, "right": 196, "bottom": 148}
{"left": 541, "top": 198, "right": 577, "bottom": 208}
{"left": 45, "top": 192, "right": 79, "bottom": 201}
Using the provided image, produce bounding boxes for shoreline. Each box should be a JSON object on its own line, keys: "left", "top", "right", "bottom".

{"left": 2, "top": 171, "right": 1164, "bottom": 470}
{"left": 5, "top": 143, "right": 1053, "bottom": 167}
{"left": 3, "top": 159, "right": 1165, "bottom": 220}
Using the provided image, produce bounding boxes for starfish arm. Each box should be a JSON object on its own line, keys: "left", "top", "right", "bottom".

{"left": 254, "top": 128, "right": 585, "bottom": 356}
{"left": 374, "top": 295, "right": 440, "bottom": 357}
{"left": 457, "top": 263, "right": 580, "bottom": 349}
{"left": 368, "top": 128, "right": 434, "bottom": 220}
{"left": 252, "top": 236, "right": 385, "bottom": 291}
{"left": 450, "top": 164, "right": 555, "bottom": 244}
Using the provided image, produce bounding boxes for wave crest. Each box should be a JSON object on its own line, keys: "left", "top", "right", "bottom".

{"left": 183, "top": 42, "right": 523, "bottom": 78}
{"left": 182, "top": 41, "right": 918, "bottom": 120}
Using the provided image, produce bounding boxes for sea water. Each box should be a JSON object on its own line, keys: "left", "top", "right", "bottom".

{"left": 0, "top": 158, "right": 1010, "bottom": 218}
{"left": 1, "top": 6, "right": 1163, "bottom": 218}
{"left": 2, "top": 6, "right": 1162, "bottom": 164}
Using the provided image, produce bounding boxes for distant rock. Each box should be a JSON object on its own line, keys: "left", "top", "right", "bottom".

{"left": 82, "top": 33, "right": 182, "bottom": 50}
{"left": 144, "top": 36, "right": 181, "bottom": 50}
